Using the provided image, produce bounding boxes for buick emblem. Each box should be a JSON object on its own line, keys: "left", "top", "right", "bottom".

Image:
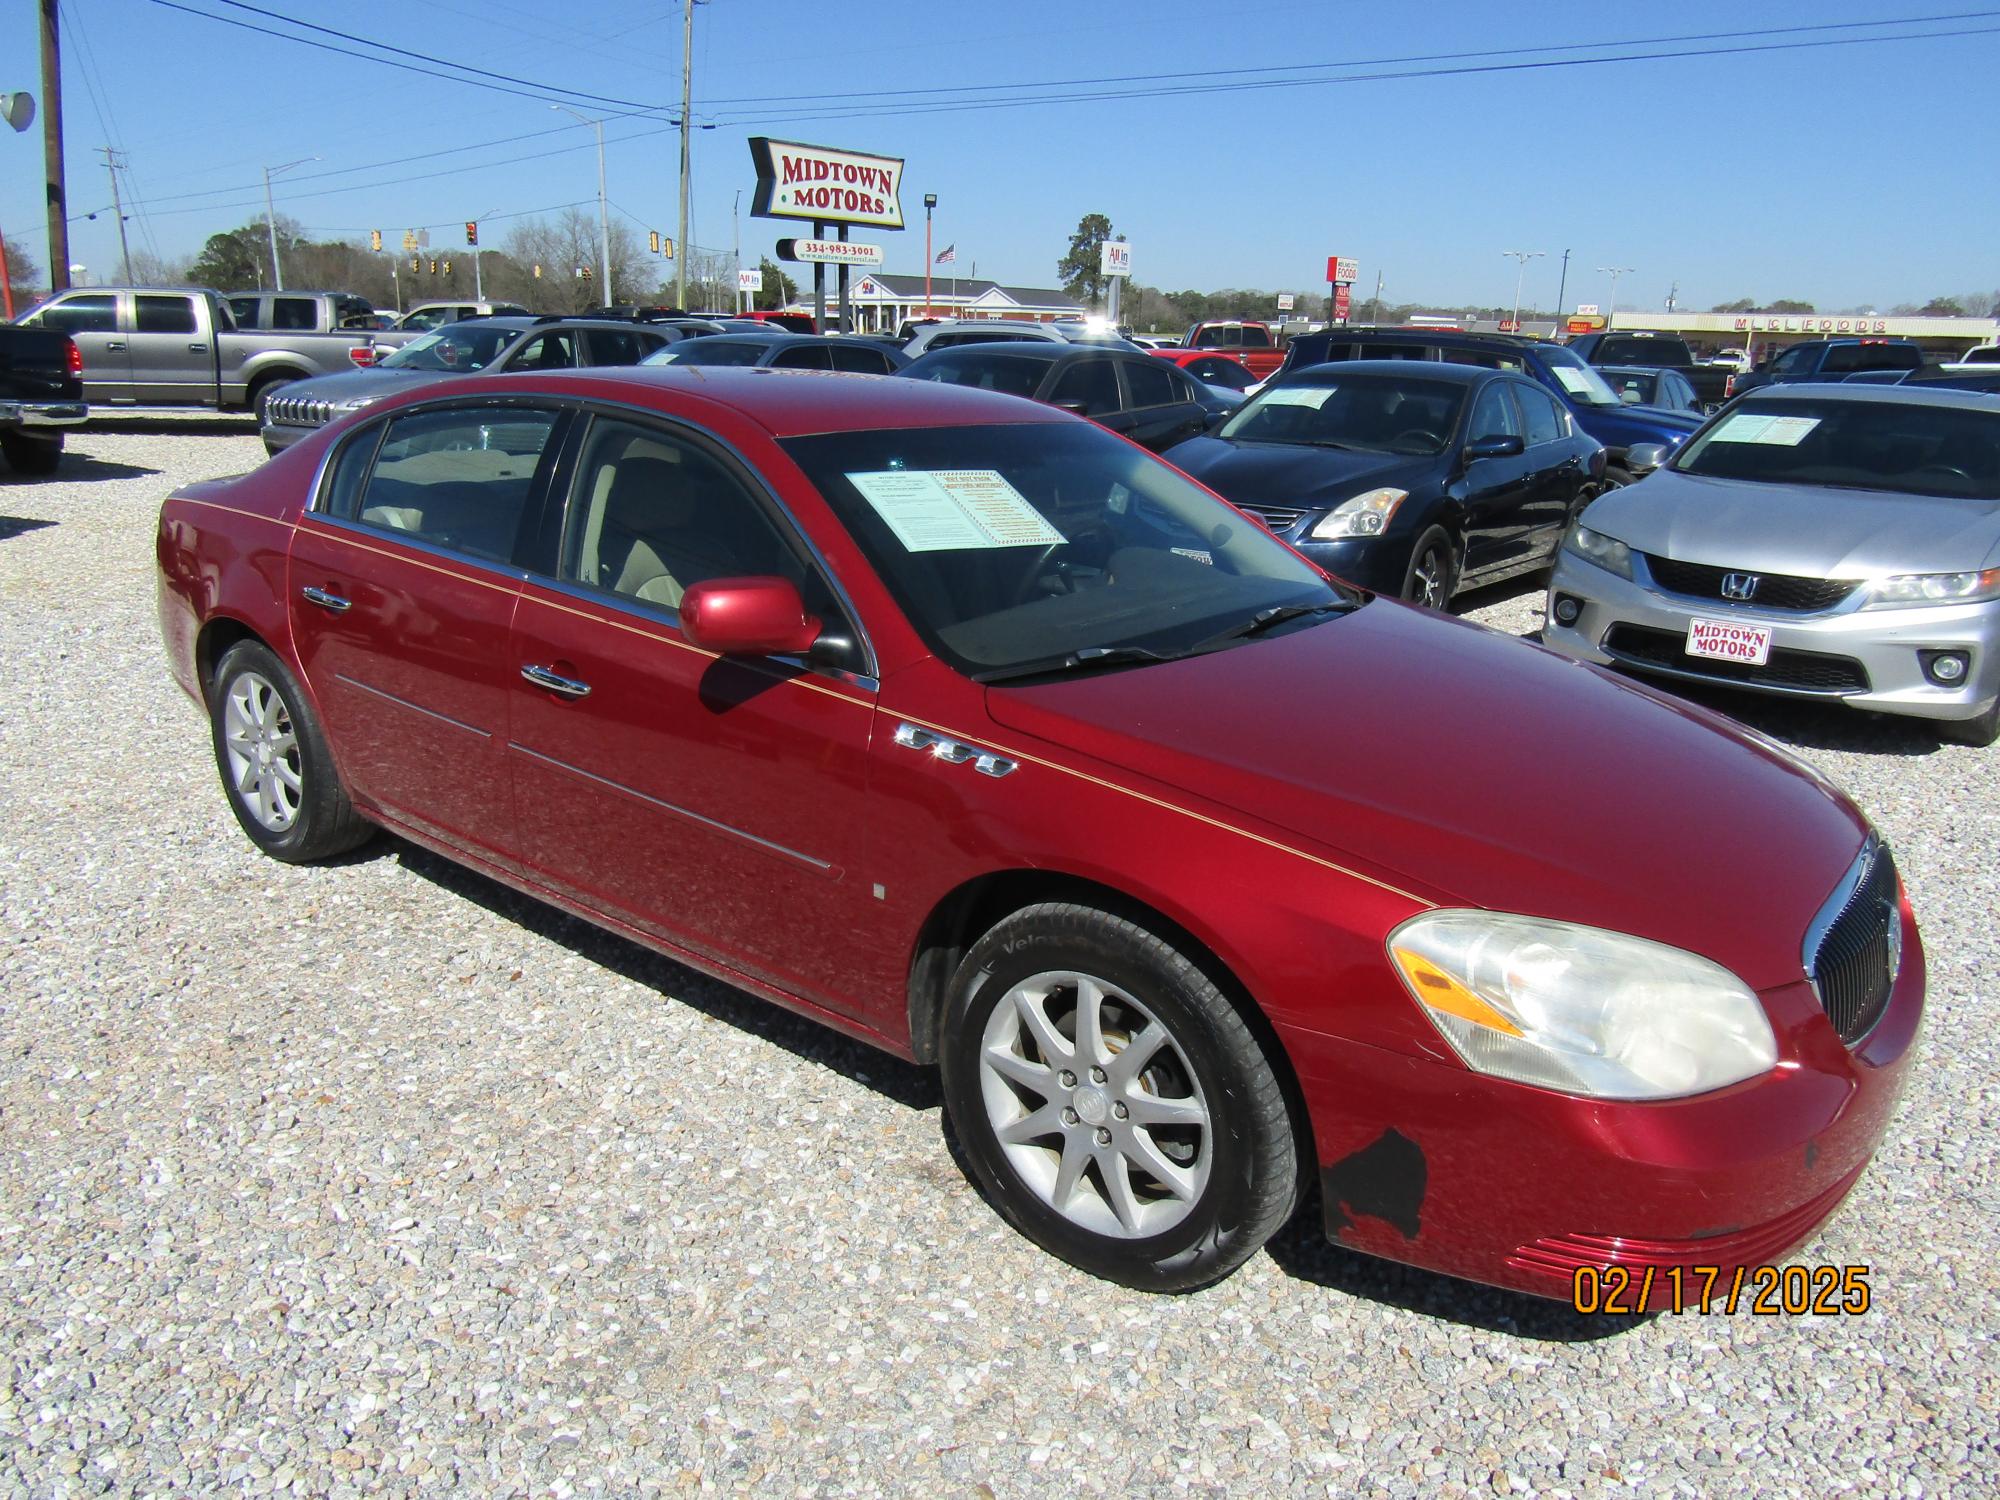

{"left": 1719, "top": 572, "right": 1760, "bottom": 601}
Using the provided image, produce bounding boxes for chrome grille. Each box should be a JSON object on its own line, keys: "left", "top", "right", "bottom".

{"left": 1642, "top": 554, "right": 1857, "bottom": 612}
{"left": 1804, "top": 841, "right": 1900, "bottom": 1045}
{"left": 1235, "top": 502, "right": 1310, "bottom": 533}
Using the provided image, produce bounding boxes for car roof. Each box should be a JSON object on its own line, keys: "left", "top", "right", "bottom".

{"left": 912, "top": 342, "right": 1134, "bottom": 365}
{"left": 444, "top": 365, "right": 1072, "bottom": 436}
{"left": 1288, "top": 358, "right": 1498, "bottom": 385}
{"left": 1594, "top": 364, "right": 1672, "bottom": 375}
{"left": 1746, "top": 382, "right": 2000, "bottom": 409}
{"left": 1307, "top": 327, "right": 1559, "bottom": 349}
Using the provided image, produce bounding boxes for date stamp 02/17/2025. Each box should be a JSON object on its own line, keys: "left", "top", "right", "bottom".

{"left": 1572, "top": 1265, "right": 1872, "bottom": 1316}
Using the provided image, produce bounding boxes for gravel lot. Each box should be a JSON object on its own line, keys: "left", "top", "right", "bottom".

{"left": 2, "top": 421, "right": 1995, "bottom": 1499}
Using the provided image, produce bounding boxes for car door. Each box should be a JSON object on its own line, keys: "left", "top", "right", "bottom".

{"left": 1455, "top": 380, "right": 1538, "bottom": 580}
{"left": 504, "top": 409, "right": 882, "bottom": 1017}
{"left": 29, "top": 292, "right": 130, "bottom": 399}
{"left": 286, "top": 400, "right": 567, "bottom": 864}
{"left": 1043, "top": 356, "right": 1127, "bottom": 436}
{"left": 1117, "top": 357, "right": 1208, "bottom": 451}
{"left": 1510, "top": 381, "right": 1584, "bottom": 562}
{"left": 128, "top": 293, "right": 211, "bottom": 402}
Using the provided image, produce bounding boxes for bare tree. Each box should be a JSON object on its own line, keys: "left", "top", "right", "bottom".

{"left": 498, "top": 208, "right": 650, "bottom": 312}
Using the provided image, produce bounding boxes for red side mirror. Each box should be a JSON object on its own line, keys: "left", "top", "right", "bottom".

{"left": 678, "top": 576, "right": 821, "bottom": 658}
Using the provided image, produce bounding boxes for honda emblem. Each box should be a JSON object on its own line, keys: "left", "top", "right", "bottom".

{"left": 1719, "top": 572, "right": 1760, "bottom": 601}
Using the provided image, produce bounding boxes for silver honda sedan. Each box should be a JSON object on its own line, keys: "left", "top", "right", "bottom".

{"left": 1542, "top": 385, "right": 2000, "bottom": 746}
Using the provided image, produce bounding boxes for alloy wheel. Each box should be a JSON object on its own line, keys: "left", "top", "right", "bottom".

{"left": 221, "top": 670, "right": 303, "bottom": 833}
{"left": 977, "top": 969, "right": 1213, "bottom": 1239}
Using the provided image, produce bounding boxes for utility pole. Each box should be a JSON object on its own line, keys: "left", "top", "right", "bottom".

{"left": 1501, "top": 249, "right": 1544, "bottom": 333}
{"left": 1554, "top": 248, "right": 1571, "bottom": 319}
{"left": 732, "top": 188, "right": 741, "bottom": 313}
{"left": 97, "top": 147, "right": 130, "bottom": 283}
{"left": 40, "top": 0, "right": 69, "bottom": 292}
{"left": 262, "top": 157, "right": 317, "bottom": 291}
{"left": 676, "top": 0, "right": 694, "bottom": 311}
{"left": 1369, "top": 268, "right": 1383, "bottom": 324}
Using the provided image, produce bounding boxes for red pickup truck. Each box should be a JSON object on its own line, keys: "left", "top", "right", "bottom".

{"left": 1174, "top": 320, "right": 1286, "bottom": 380}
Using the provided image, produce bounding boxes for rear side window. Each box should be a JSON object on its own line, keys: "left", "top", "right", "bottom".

{"left": 38, "top": 294, "right": 119, "bottom": 334}
{"left": 1123, "top": 358, "right": 1178, "bottom": 409}
{"left": 1049, "top": 358, "right": 1122, "bottom": 416}
{"left": 353, "top": 406, "right": 561, "bottom": 562}
{"left": 772, "top": 345, "right": 834, "bottom": 370}
{"left": 1237, "top": 326, "right": 1274, "bottom": 348}
{"left": 271, "top": 298, "right": 318, "bottom": 331}
{"left": 829, "top": 343, "right": 894, "bottom": 374}
{"left": 586, "top": 329, "right": 650, "bottom": 366}
{"left": 228, "top": 296, "right": 262, "bottom": 328}
{"left": 135, "top": 296, "right": 199, "bottom": 334}
{"left": 1360, "top": 343, "right": 1436, "bottom": 362}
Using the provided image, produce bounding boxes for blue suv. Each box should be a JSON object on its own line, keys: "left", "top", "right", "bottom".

{"left": 1277, "top": 328, "right": 1702, "bottom": 484}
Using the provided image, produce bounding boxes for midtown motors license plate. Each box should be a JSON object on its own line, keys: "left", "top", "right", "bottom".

{"left": 1686, "top": 617, "right": 1773, "bottom": 665}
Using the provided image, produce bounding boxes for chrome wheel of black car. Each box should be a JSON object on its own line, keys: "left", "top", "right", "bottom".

{"left": 1401, "top": 528, "right": 1457, "bottom": 609}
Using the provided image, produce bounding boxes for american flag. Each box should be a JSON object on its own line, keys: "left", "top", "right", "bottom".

{"left": 935, "top": 244, "right": 956, "bottom": 264}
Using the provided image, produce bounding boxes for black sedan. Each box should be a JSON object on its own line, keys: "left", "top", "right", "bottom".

{"left": 1165, "top": 361, "right": 1606, "bottom": 606}
{"left": 900, "top": 342, "right": 1212, "bottom": 453}
{"left": 643, "top": 331, "right": 907, "bottom": 374}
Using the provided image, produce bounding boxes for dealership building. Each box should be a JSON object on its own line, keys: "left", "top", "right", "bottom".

{"left": 784, "top": 273, "right": 1084, "bottom": 332}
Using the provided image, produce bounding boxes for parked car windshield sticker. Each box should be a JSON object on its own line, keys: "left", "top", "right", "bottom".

{"left": 847, "top": 468, "right": 1067, "bottom": 552}
{"left": 1256, "top": 385, "right": 1338, "bottom": 409}
{"left": 1709, "top": 412, "right": 1822, "bottom": 446}
{"left": 1552, "top": 367, "right": 1599, "bottom": 396}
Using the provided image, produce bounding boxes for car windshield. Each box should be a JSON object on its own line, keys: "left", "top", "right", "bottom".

{"left": 1217, "top": 373, "right": 1467, "bottom": 455}
{"left": 644, "top": 339, "right": 766, "bottom": 367}
{"left": 380, "top": 325, "right": 515, "bottom": 372}
{"left": 780, "top": 422, "right": 1346, "bottom": 679}
{"left": 1673, "top": 398, "right": 2000, "bottom": 500}
{"left": 1539, "top": 347, "right": 1624, "bottom": 406}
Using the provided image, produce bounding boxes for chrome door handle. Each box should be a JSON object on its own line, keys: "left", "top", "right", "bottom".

{"left": 521, "top": 664, "right": 591, "bottom": 699}
{"left": 300, "top": 585, "right": 351, "bottom": 612}
{"left": 188, "top": 342, "right": 208, "bottom": 353}
{"left": 105, "top": 341, "right": 127, "bottom": 352}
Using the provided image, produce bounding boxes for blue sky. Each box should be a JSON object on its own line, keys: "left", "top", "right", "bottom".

{"left": 4, "top": 0, "right": 1996, "bottom": 312}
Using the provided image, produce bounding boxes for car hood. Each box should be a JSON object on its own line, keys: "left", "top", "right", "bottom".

{"left": 983, "top": 601, "right": 1869, "bottom": 990}
{"left": 1583, "top": 468, "right": 2000, "bottom": 573}
{"left": 1571, "top": 401, "right": 1703, "bottom": 448}
{"left": 275, "top": 367, "right": 455, "bottom": 407}
{"left": 1164, "top": 436, "right": 1442, "bottom": 511}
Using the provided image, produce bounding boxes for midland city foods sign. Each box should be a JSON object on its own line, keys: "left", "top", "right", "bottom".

{"left": 749, "top": 138, "right": 905, "bottom": 230}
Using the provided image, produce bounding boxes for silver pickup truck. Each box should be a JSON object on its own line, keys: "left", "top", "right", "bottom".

{"left": 15, "top": 286, "right": 377, "bottom": 414}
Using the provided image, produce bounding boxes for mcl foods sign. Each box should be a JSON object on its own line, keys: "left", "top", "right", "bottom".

{"left": 750, "top": 137, "right": 905, "bottom": 230}
{"left": 1738, "top": 316, "right": 1889, "bottom": 334}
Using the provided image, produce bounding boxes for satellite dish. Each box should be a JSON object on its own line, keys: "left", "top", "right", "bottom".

{"left": 1, "top": 93, "right": 34, "bottom": 133}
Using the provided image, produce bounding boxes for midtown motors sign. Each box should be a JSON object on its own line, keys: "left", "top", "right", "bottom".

{"left": 750, "top": 138, "right": 906, "bottom": 229}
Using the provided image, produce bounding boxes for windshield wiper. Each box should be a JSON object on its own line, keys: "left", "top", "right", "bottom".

{"left": 1190, "top": 602, "right": 1349, "bottom": 653}
{"left": 972, "top": 644, "right": 1183, "bottom": 685}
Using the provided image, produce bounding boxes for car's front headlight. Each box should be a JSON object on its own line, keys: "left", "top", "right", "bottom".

{"left": 1310, "top": 487, "right": 1408, "bottom": 540}
{"left": 1387, "top": 911, "right": 1777, "bottom": 1100}
{"left": 1562, "top": 523, "right": 1633, "bottom": 580}
{"left": 1861, "top": 567, "right": 2000, "bottom": 609}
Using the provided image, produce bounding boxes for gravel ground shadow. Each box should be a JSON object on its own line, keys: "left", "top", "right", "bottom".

{"left": 38, "top": 454, "right": 163, "bottom": 483}
{"left": 84, "top": 415, "right": 259, "bottom": 437}
{"left": 1450, "top": 574, "right": 1546, "bottom": 622}
{"left": 0, "top": 514, "right": 58, "bottom": 540}
{"left": 385, "top": 836, "right": 944, "bottom": 1111}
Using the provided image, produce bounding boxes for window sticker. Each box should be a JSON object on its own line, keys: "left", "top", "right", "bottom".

{"left": 1552, "top": 367, "right": 1597, "bottom": 395}
{"left": 846, "top": 468, "right": 1067, "bottom": 552}
{"left": 1708, "top": 413, "right": 1822, "bottom": 446}
{"left": 1257, "top": 385, "right": 1337, "bottom": 409}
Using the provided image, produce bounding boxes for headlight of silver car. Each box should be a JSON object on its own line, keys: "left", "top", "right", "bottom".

{"left": 1387, "top": 911, "right": 1777, "bottom": 1100}
{"left": 1562, "top": 523, "right": 1634, "bottom": 580}
{"left": 1310, "top": 487, "right": 1408, "bottom": 540}
{"left": 1861, "top": 567, "right": 2000, "bottom": 609}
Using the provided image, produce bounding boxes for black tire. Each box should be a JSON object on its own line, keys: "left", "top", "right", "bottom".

{"left": 939, "top": 902, "right": 1297, "bottom": 1292}
{"left": 1601, "top": 464, "right": 1634, "bottom": 490}
{"left": 1936, "top": 698, "right": 2000, "bottom": 749}
{"left": 1400, "top": 526, "right": 1458, "bottom": 609}
{"left": 248, "top": 372, "right": 303, "bottom": 421}
{"left": 1, "top": 432, "right": 64, "bottom": 476}
{"left": 207, "top": 640, "right": 373, "bottom": 862}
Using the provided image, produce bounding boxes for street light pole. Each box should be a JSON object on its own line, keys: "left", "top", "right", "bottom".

{"left": 551, "top": 106, "right": 611, "bottom": 303}
{"left": 261, "top": 156, "right": 318, "bottom": 292}
{"left": 923, "top": 193, "right": 937, "bottom": 316}
{"left": 1501, "top": 249, "right": 1544, "bottom": 332}
{"left": 1597, "top": 265, "right": 1636, "bottom": 320}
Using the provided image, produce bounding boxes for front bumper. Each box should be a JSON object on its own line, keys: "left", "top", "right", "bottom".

{"left": 260, "top": 421, "right": 315, "bottom": 455}
{"left": 1543, "top": 549, "right": 2000, "bottom": 725}
{"left": 0, "top": 399, "right": 88, "bottom": 429}
{"left": 1284, "top": 900, "right": 1923, "bottom": 1306}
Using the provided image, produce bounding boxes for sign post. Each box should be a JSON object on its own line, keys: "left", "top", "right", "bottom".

{"left": 749, "top": 136, "right": 906, "bottom": 334}
{"left": 1101, "top": 239, "right": 1132, "bottom": 326}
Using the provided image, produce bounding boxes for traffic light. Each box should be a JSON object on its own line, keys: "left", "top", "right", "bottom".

{"left": 442, "top": 259, "right": 452, "bottom": 275}
{"left": 428, "top": 258, "right": 438, "bottom": 275}
{"left": 661, "top": 236, "right": 674, "bottom": 259}
{"left": 409, "top": 256, "right": 420, "bottom": 273}
{"left": 649, "top": 230, "right": 660, "bottom": 255}
{"left": 465, "top": 221, "right": 478, "bottom": 247}
{"left": 370, "top": 228, "right": 382, "bottom": 252}
{"left": 579, "top": 266, "right": 593, "bottom": 281}
{"left": 533, "top": 264, "right": 543, "bottom": 279}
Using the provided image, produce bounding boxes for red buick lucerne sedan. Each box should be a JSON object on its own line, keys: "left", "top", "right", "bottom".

{"left": 155, "top": 367, "right": 1923, "bottom": 1301}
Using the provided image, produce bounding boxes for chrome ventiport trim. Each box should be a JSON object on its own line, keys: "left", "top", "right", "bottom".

{"left": 1801, "top": 834, "right": 1881, "bottom": 992}
{"left": 893, "top": 721, "right": 1018, "bottom": 777}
